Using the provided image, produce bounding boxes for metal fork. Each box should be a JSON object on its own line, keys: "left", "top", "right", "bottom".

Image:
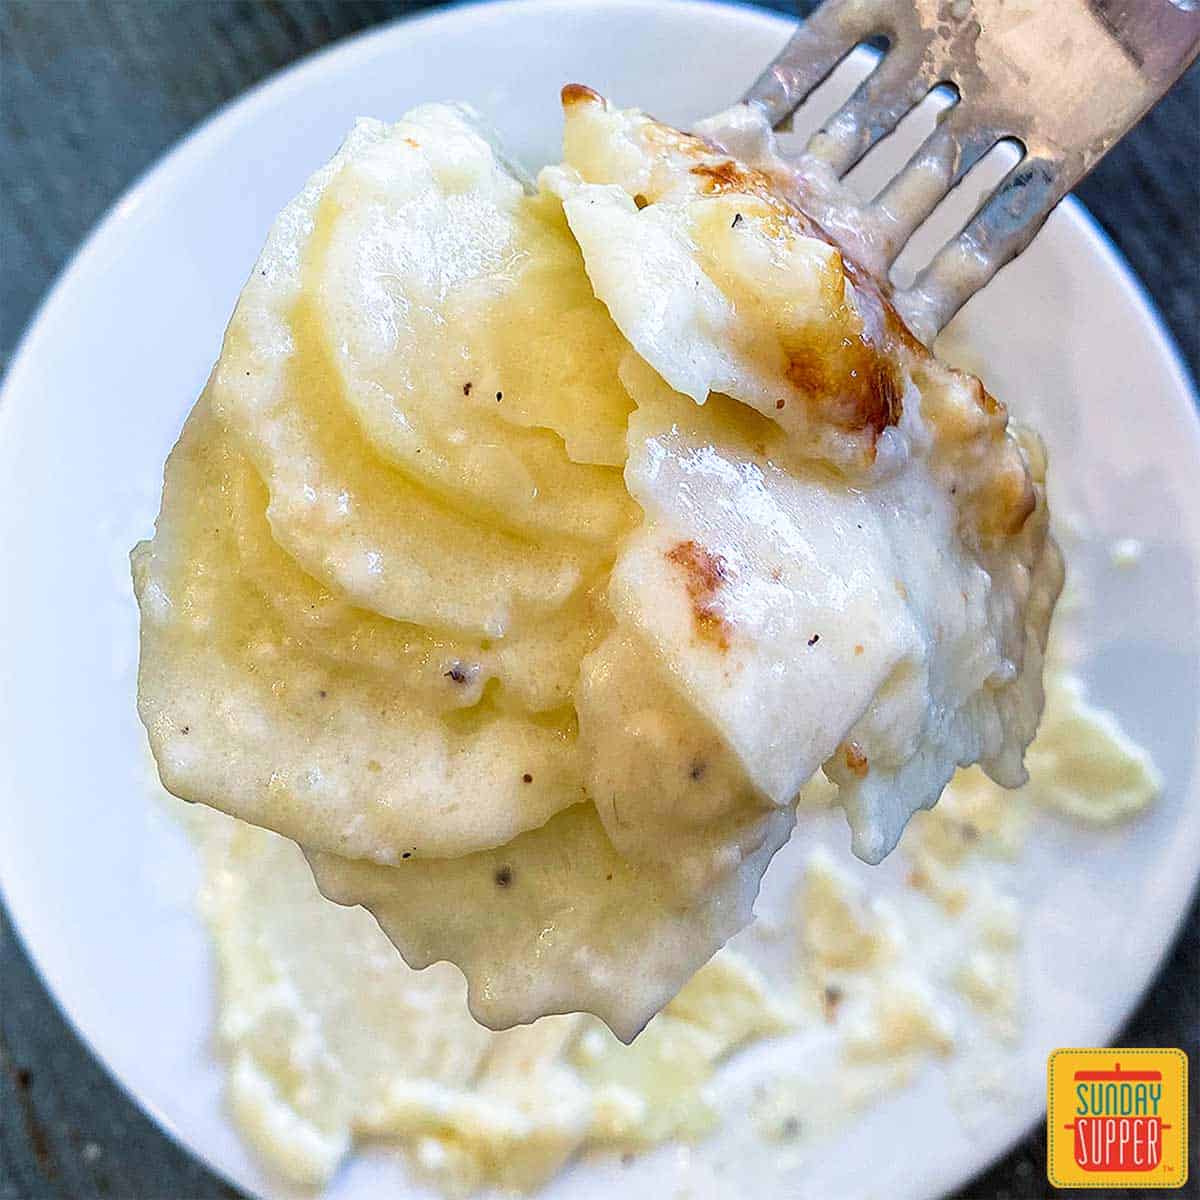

{"left": 739, "top": 0, "right": 1200, "bottom": 343}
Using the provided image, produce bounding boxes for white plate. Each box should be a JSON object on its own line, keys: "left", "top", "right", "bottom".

{"left": 1, "top": 2, "right": 1197, "bottom": 1198}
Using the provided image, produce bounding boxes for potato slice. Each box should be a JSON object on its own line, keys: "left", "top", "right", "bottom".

{"left": 309, "top": 800, "right": 794, "bottom": 1043}
{"left": 134, "top": 94, "right": 1062, "bottom": 1039}
{"left": 209, "top": 106, "right": 632, "bottom": 636}
{"left": 133, "top": 403, "right": 586, "bottom": 862}
{"left": 225, "top": 450, "right": 605, "bottom": 716}
{"left": 552, "top": 92, "right": 1063, "bottom": 861}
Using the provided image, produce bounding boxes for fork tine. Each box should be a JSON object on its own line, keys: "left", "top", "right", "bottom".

{"left": 742, "top": 0, "right": 888, "bottom": 128}
{"left": 802, "top": 52, "right": 931, "bottom": 179}
{"left": 868, "top": 105, "right": 1002, "bottom": 267}
{"left": 894, "top": 153, "right": 1067, "bottom": 342}
{"left": 743, "top": 0, "right": 1199, "bottom": 339}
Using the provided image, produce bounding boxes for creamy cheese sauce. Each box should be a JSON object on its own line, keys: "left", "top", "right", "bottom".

{"left": 135, "top": 93, "right": 1060, "bottom": 1041}
{"left": 184, "top": 609, "right": 1158, "bottom": 1192}
{"left": 751, "top": 665, "right": 1158, "bottom": 1156}
{"left": 186, "top": 802, "right": 790, "bottom": 1193}
{"left": 153, "top": 95, "right": 1148, "bottom": 1182}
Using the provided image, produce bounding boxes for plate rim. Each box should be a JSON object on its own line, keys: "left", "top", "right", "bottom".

{"left": 1, "top": 2, "right": 1197, "bottom": 1199}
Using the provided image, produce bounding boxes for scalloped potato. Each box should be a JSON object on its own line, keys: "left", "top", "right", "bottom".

{"left": 134, "top": 92, "right": 1060, "bottom": 1039}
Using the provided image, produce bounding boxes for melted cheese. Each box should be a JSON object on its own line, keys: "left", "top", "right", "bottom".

{"left": 187, "top": 640, "right": 1160, "bottom": 1192}
{"left": 135, "top": 94, "right": 1060, "bottom": 1039}
{"left": 553, "top": 91, "right": 1063, "bottom": 862}
{"left": 188, "top": 803, "right": 787, "bottom": 1190}
{"left": 1023, "top": 675, "right": 1162, "bottom": 821}
{"left": 753, "top": 661, "right": 1161, "bottom": 1151}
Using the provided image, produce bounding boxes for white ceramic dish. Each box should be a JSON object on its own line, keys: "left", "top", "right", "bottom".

{"left": 2, "top": 2, "right": 1198, "bottom": 1198}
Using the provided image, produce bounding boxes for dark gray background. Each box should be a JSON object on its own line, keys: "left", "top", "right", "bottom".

{"left": 1, "top": 3, "right": 1197, "bottom": 1199}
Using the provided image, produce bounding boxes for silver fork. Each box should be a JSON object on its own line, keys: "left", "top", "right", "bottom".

{"left": 738, "top": 0, "right": 1200, "bottom": 343}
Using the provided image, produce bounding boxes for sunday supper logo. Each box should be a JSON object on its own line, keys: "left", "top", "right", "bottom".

{"left": 1047, "top": 1049, "right": 1188, "bottom": 1188}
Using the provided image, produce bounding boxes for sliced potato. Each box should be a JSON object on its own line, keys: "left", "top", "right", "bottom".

{"left": 133, "top": 403, "right": 586, "bottom": 862}
{"left": 134, "top": 94, "right": 1062, "bottom": 1037}
{"left": 309, "top": 801, "right": 795, "bottom": 1043}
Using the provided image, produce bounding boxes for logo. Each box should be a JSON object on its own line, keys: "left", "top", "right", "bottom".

{"left": 1048, "top": 1049, "right": 1188, "bottom": 1188}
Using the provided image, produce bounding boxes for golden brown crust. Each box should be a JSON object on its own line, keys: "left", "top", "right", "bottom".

{"left": 675, "top": 157, "right": 912, "bottom": 449}
{"left": 840, "top": 741, "right": 870, "bottom": 779}
{"left": 666, "top": 540, "right": 733, "bottom": 651}
{"left": 782, "top": 329, "right": 903, "bottom": 439}
{"left": 561, "top": 83, "right": 603, "bottom": 108}
{"left": 689, "top": 159, "right": 758, "bottom": 194}
{"left": 664, "top": 123, "right": 1036, "bottom": 547}
{"left": 561, "top": 89, "right": 1045, "bottom": 557}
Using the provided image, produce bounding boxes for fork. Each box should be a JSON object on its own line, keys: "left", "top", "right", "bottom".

{"left": 736, "top": 0, "right": 1200, "bottom": 343}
